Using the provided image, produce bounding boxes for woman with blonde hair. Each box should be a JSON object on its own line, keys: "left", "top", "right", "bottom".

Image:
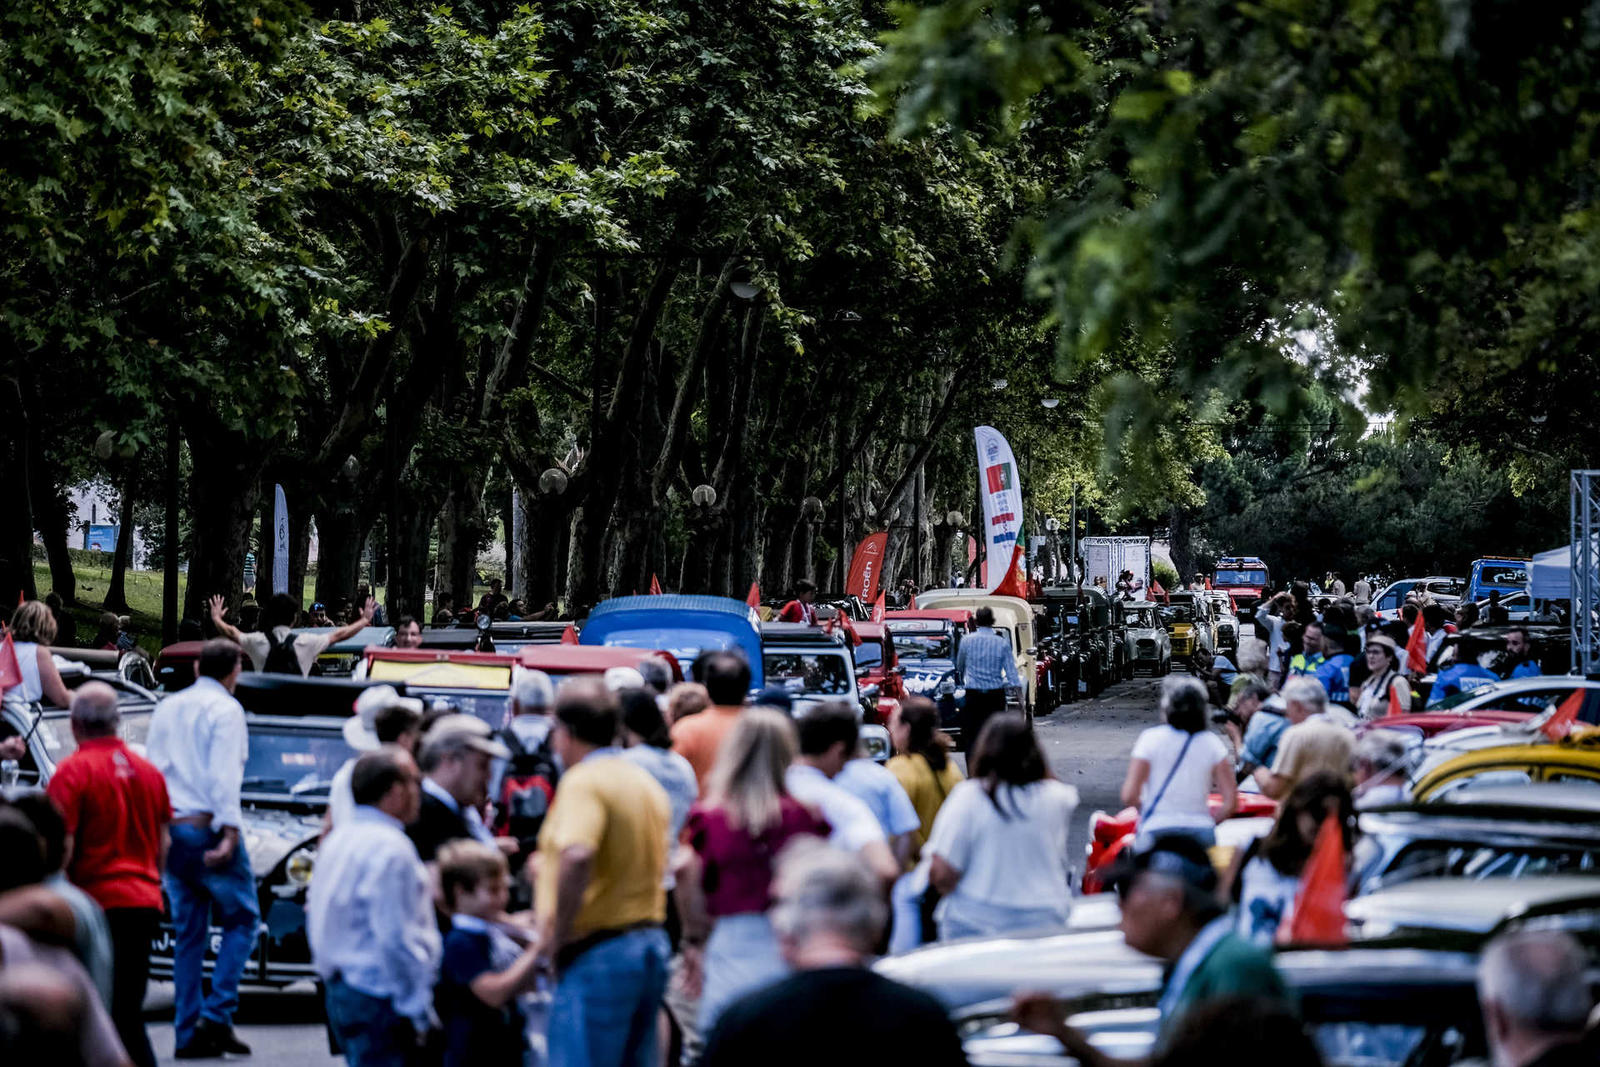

{"left": 2, "top": 600, "right": 73, "bottom": 712}
{"left": 676, "top": 709, "right": 829, "bottom": 1036}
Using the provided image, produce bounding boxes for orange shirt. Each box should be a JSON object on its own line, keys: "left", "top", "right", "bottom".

{"left": 670, "top": 705, "right": 744, "bottom": 795}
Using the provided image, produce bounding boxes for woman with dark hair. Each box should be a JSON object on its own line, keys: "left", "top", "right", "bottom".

{"left": 618, "top": 688, "right": 699, "bottom": 877}
{"left": 1233, "top": 771, "right": 1353, "bottom": 945}
{"left": 1122, "top": 677, "right": 1237, "bottom": 850}
{"left": 923, "top": 714, "right": 1078, "bottom": 940}
{"left": 1351, "top": 633, "right": 1411, "bottom": 719}
{"left": 886, "top": 698, "right": 964, "bottom": 951}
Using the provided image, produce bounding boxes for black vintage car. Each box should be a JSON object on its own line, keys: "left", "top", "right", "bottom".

{"left": 1035, "top": 585, "right": 1122, "bottom": 704}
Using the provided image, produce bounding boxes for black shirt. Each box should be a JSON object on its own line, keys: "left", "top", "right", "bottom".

{"left": 407, "top": 789, "right": 474, "bottom": 863}
{"left": 701, "top": 967, "right": 967, "bottom": 1067}
{"left": 438, "top": 926, "right": 525, "bottom": 1067}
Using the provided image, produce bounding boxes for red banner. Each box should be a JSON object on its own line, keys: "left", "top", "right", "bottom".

{"left": 845, "top": 532, "right": 889, "bottom": 605}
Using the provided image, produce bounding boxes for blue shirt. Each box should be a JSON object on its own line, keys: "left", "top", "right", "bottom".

{"left": 833, "top": 759, "right": 922, "bottom": 838}
{"left": 1239, "top": 710, "right": 1289, "bottom": 773}
{"left": 1315, "top": 653, "right": 1355, "bottom": 703}
{"left": 955, "top": 627, "right": 1022, "bottom": 690}
{"left": 1427, "top": 664, "right": 1500, "bottom": 707}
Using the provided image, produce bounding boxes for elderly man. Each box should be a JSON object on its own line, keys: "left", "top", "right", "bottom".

{"left": 955, "top": 606, "right": 1022, "bottom": 750}
{"left": 327, "top": 685, "right": 424, "bottom": 831}
{"left": 491, "top": 670, "right": 560, "bottom": 853}
{"left": 534, "top": 678, "right": 671, "bottom": 1067}
{"left": 1478, "top": 930, "right": 1595, "bottom": 1067}
{"left": 310, "top": 746, "right": 441, "bottom": 1066}
{"left": 44, "top": 682, "right": 170, "bottom": 1067}
{"left": 700, "top": 843, "right": 965, "bottom": 1066}
{"left": 1013, "top": 835, "right": 1289, "bottom": 1066}
{"left": 407, "top": 715, "right": 511, "bottom": 862}
{"left": 144, "top": 638, "right": 257, "bottom": 1059}
{"left": 1352, "top": 730, "right": 1412, "bottom": 808}
{"left": 1221, "top": 682, "right": 1285, "bottom": 784}
{"left": 1251, "top": 677, "right": 1355, "bottom": 800}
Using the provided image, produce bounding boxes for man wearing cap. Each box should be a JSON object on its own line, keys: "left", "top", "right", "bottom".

{"left": 490, "top": 670, "right": 561, "bottom": 856}
{"left": 1013, "top": 834, "right": 1289, "bottom": 1065}
{"left": 327, "top": 685, "right": 425, "bottom": 831}
{"left": 408, "top": 714, "right": 512, "bottom": 862}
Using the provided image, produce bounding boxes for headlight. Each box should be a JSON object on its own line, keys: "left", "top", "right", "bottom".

{"left": 954, "top": 687, "right": 966, "bottom": 700}
{"left": 284, "top": 846, "right": 315, "bottom": 887}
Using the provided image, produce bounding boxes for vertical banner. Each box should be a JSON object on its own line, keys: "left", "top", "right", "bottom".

{"left": 974, "top": 426, "right": 1024, "bottom": 594}
{"left": 844, "top": 531, "right": 888, "bottom": 605}
{"left": 272, "top": 484, "right": 290, "bottom": 596}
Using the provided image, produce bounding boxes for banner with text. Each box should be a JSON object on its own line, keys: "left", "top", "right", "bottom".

{"left": 845, "top": 531, "right": 888, "bottom": 605}
{"left": 974, "top": 425, "right": 1023, "bottom": 594}
{"left": 272, "top": 484, "right": 290, "bottom": 596}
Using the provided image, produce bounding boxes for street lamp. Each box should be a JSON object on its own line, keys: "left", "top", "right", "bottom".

{"left": 1040, "top": 397, "right": 1059, "bottom": 410}
{"left": 539, "top": 468, "right": 568, "bottom": 495}
{"left": 692, "top": 484, "right": 718, "bottom": 508}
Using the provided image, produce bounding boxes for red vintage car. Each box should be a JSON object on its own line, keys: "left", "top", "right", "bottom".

{"left": 1082, "top": 792, "right": 1281, "bottom": 894}
{"left": 1354, "top": 709, "right": 1533, "bottom": 740}
{"left": 851, "top": 622, "right": 903, "bottom": 725}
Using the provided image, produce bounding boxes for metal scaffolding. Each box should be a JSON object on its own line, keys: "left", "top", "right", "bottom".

{"left": 1571, "top": 470, "right": 1600, "bottom": 675}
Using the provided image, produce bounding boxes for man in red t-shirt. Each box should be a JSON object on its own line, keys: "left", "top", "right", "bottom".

{"left": 47, "top": 680, "right": 171, "bottom": 1067}
{"left": 776, "top": 579, "right": 819, "bottom": 625}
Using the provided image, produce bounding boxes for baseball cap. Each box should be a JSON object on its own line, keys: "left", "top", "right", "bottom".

{"left": 423, "top": 713, "right": 512, "bottom": 760}
{"left": 344, "top": 684, "right": 425, "bottom": 751}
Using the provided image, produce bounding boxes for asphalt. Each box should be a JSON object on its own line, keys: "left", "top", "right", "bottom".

{"left": 143, "top": 672, "right": 1161, "bottom": 1065}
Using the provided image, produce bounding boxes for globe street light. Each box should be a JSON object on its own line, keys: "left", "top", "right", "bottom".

{"left": 692, "top": 484, "right": 718, "bottom": 509}
{"left": 1041, "top": 397, "right": 1060, "bottom": 410}
{"left": 539, "top": 468, "right": 569, "bottom": 495}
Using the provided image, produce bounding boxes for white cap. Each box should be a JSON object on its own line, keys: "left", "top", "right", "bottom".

{"left": 604, "top": 666, "right": 646, "bottom": 692}
{"left": 343, "top": 684, "right": 425, "bottom": 751}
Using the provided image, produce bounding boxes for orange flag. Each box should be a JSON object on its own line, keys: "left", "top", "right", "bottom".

{"left": 0, "top": 632, "right": 21, "bottom": 693}
{"left": 870, "top": 592, "right": 886, "bottom": 623}
{"left": 991, "top": 543, "right": 1030, "bottom": 599}
{"left": 560, "top": 623, "right": 579, "bottom": 645}
{"left": 1540, "top": 687, "right": 1588, "bottom": 741}
{"left": 649, "top": 574, "right": 663, "bottom": 595}
{"left": 1278, "top": 812, "right": 1347, "bottom": 947}
{"left": 1386, "top": 683, "right": 1406, "bottom": 718}
{"left": 1404, "top": 613, "right": 1428, "bottom": 674}
{"left": 746, "top": 582, "right": 761, "bottom": 609}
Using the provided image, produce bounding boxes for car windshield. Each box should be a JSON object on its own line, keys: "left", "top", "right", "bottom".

{"left": 762, "top": 653, "right": 853, "bottom": 695}
{"left": 1126, "top": 609, "right": 1158, "bottom": 627}
{"left": 31, "top": 709, "right": 152, "bottom": 764}
{"left": 242, "top": 724, "right": 360, "bottom": 798}
{"left": 1215, "top": 569, "right": 1266, "bottom": 586}
{"left": 1370, "top": 840, "right": 1600, "bottom": 890}
{"left": 891, "top": 632, "right": 953, "bottom": 661}
{"left": 1163, "top": 604, "right": 1196, "bottom": 623}
{"left": 600, "top": 628, "right": 738, "bottom": 673}
{"left": 853, "top": 642, "right": 883, "bottom": 669}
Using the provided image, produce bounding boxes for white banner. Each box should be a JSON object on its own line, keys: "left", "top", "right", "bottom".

{"left": 272, "top": 484, "right": 290, "bottom": 596}
{"left": 974, "top": 426, "right": 1023, "bottom": 593}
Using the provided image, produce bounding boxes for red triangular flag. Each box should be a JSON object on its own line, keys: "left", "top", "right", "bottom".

{"left": 1386, "top": 683, "right": 1406, "bottom": 718}
{"left": 560, "top": 623, "right": 579, "bottom": 645}
{"left": 870, "top": 592, "right": 885, "bottom": 623}
{"left": 1150, "top": 578, "right": 1167, "bottom": 601}
{"left": 1405, "top": 613, "right": 1428, "bottom": 674}
{"left": 746, "top": 582, "right": 761, "bottom": 609}
{"left": 1278, "top": 812, "right": 1347, "bottom": 947}
{"left": 0, "top": 632, "right": 21, "bottom": 693}
{"left": 649, "top": 574, "right": 663, "bottom": 595}
{"left": 839, "top": 612, "right": 862, "bottom": 647}
{"left": 991, "top": 543, "right": 1029, "bottom": 599}
{"left": 1540, "top": 687, "right": 1588, "bottom": 741}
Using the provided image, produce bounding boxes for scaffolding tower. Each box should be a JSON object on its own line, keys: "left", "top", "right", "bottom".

{"left": 1571, "top": 470, "right": 1600, "bottom": 676}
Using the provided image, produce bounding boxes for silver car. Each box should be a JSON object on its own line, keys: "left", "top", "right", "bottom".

{"left": 1119, "top": 601, "right": 1172, "bottom": 675}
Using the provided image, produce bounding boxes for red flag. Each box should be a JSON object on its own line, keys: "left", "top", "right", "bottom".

{"left": 844, "top": 532, "right": 889, "bottom": 604}
{"left": 1405, "top": 613, "right": 1428, "bottom": 674}
{"left": 1540, "top": 687, "right": 1588, "bottom": 741}
{"left": 870, "top": 592, "right": 885, "bottom": 623}
{"left": 649, "top": 574, "right": 663, "bottom": 595}
{"left": 1278, "top": 812, "right": 1347, "bottom": 947}
{"left": 746, "top": 582, "right": 761, "bottom": 609}
{"left": 991, "top": 543, "right": 1029, "bottom": 599}
{"left": 1150, "top": 578, "right": 1168, "bottom": 602}
{"left": 0, "top": 632, "right": 21, "bottom": 693}
{"left": 1204, "top": 576, "right": 1213, "bottom": 590}
{"left": 1386, "top": 683, "right": 1406, "bottom": 718}
{"left": 838, "top": 612, "right": 862, "bottom": 647}
{"left": 560, "top": 623, "right": 579, "bottom": 645}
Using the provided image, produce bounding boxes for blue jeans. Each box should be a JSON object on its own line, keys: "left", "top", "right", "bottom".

{"left": 163, "top": 822, "right": 260, "bottom": 1048}
{"left": 325, "top": 978, "right": 418, "bottom": 1067}
{"left": 548, "top": 927, "right": 669, "bottom": 1067}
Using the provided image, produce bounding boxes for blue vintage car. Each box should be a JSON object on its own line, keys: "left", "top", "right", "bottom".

{"left": 580, "top": 594, "right": 765, "bottom": 687}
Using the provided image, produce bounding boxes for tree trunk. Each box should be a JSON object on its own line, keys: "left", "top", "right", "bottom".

{"left": 162, "top": 417, "right": 180, "bottom": 643}
{"left": 0, "top": 378, "right": 38, "bottom": 605}
{"left": 1168, "top": 506, "right": 1195, "bottom": 589}
{"left": 387, "top": 490, "right": 435, "bottom": 621}
{"left": 288, "top": 507, "right": 313, "bottom": 612}
{"left": 314, "top": 500, "right": 369, "bottom": 608}
{"left": 182, "top": 441, "right": 265, "bottom": 624}
{"left": 31, "top": 485, "right": 75, "bottom": 604}
{"left": 440, "top": 481, "right": 487, "bottom": 612}
{"left": 104, "top": 473, "right": 136, "bottom": 613}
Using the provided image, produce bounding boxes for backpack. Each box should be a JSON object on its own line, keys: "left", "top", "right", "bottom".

{"left": 263, "top": 630, "right": 301, "bottom": 674}
{"left": 494, "top": 725, "right": 560, "bottom": 846}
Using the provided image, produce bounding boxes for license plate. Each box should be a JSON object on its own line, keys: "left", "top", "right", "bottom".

{"left": 151, "top": 923, "right": 225, "bottom": 960}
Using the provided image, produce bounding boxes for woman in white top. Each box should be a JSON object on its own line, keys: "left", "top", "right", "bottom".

{"left": 1231, "top": 771, "right": 1352, "bottom": 945}
{"left": 1122, "top": 676, "right": 1236, "bottom": 851}
{"left": 925, "top": 714, "right": 1078, "bottom": 940}
{"left": 2, "top": 601, "right": 74, "bottom": 711}
{"left": 1351, "top": 633, "right": 1411, "bottom": 720}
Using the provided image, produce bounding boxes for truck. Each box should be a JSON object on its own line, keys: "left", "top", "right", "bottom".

{"left": 1465, "top": 557, "right": 1531, "bottom": 604}
{"left": 1212, "top": 556, "right": 1270, "bottom": 605}
{"left": 1082, "top": 536, "right": 1152, "bottom": 599}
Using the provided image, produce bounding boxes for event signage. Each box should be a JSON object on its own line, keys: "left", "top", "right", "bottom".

{"left": 845, "top": 531, "right": 888, "bottom": 605}
{"left": 272, "top": 484, "right": 290, "bottom": 596}
{"left": 974, "top": 426, "right": 1024, "bottom": 594}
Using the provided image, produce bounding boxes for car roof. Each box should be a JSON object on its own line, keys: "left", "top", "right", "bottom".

{"left": 234, "top": 673, "right": 400, "bottom": 717}
{"left": 587, "top": 593, "right": 760, "bottom": 621}
{"left": 1347, "top": 875, "right": 1600, "bottom": 938}
{"left": 758, "top": 623, "right": 849, "bottom": 647}
{"left": 517, "top": 645, "right": 680, "bottom": 678}
{"left": 885, "top": 610, "right": 969, "bottom": 624}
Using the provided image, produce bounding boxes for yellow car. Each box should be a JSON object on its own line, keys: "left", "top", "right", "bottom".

{"left": 1160, "top": 592, "right": 1213, "bottom": 664}
{"left": 1412, "top": 731, "right": 1600, "bottom": 801}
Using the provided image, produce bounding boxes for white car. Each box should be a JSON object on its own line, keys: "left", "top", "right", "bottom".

{"left": 1203, "top": 592, "right": 1240, "bottom": 651}
{"left": 1430, "top": 674, "right": 1600, "bottom": 715}
{"left": 1372, "top": 576, "right": 1467, "bottom": 620}
{"left": 1472, "top": 590, "right": 1534, "bottom": 622}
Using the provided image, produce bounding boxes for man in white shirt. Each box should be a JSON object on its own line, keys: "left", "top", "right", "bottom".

{"left": 326, "top": 684, "right": 424, "bottom": 831}
{"left": 785, "top": 703, "right": 899, "bottom": 885}
{"left": 144, "top": 638, "right": 257, "bottom": 1060}
{"left": 310, "top": 746, "right": 442, "bottom": 1062}
{"left": 209, "top": 591, "right": 376, "bottom": 676}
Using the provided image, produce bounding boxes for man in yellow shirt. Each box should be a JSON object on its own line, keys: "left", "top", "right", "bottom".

{"left": 535, "top": 678, "right": 671, "bottom": 1066}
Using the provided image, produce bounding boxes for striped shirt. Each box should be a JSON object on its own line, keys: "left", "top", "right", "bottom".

{"left": 955, "top": 627, "right": 1022, "bottom": 690}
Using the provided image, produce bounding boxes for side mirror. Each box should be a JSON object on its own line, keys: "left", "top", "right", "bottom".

{"left": 859, "top": 724, "right": 892, "bottom": 763}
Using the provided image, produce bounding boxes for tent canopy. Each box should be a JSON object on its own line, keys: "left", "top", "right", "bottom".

{"left": 1528, "top": 540, "right": 1600, "bottom": 601}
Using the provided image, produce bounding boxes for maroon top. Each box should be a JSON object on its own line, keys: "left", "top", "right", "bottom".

{"left": 685, "top": 797, "right": 830, "bottom": 917}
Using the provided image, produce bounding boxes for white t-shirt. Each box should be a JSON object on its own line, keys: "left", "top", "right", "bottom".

{"left": 924, "top": 777, "right": 1078, "bottom": 915}
{"left": 1236, "top": 854, "right": 1300, "bottom": 945}
{"left": 1130, "top": 725, "right": 1229, "bottom": 840}
{"left": 239, "top": 627, "right": 333, "bottom": 675}
{"left": 786, "top": 764, "right": 886, "bottom": 853}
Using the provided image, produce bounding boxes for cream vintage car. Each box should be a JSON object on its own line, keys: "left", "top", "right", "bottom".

{"left": 912, "top": 589, "right": 1038, "bottom": 721}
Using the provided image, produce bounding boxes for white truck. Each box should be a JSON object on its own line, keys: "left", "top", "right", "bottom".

{"left": 1082, "top": 536, "right": 1152, "bottom": 598}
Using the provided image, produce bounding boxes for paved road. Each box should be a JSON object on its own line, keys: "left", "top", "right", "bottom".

{"left": 145, "top": 674, "right": 1160, "bottom": 1065}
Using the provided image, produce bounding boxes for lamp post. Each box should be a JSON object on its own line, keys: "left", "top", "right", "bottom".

{"left": 1045, "top": 516, "right": 1061, "bottom": 585}
{"left": 800, "top": 494, "right": 825, "bottom": 585}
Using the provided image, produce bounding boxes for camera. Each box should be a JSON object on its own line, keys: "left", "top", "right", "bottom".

{"left": 1210, "top": 708, "right": 1242, "bottom": 727}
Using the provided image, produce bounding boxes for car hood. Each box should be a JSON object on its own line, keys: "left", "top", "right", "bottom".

{"left": 240, "top": 805, "right": 323, "bottom": 879}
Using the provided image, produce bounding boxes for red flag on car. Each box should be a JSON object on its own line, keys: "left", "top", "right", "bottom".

{"left": 560, "top": 623, "right": 579, "bottom": 645}
{"left": 1404, "top": 614, "right": 1428, "bottom": 674}
{"left": 991, "top": 543, "right": 1029, "bottom": 599}
{"left": 1386, "top": 684, "right": 1406, "bottom": 718}
{"left": 1278, "top": 812, "right": 1347, "bottom": 948}
{"left": 649, "top": 574, "right": 663, "bottom": 595}
{"left": 1149, "top": 578, "right": 1167, "bottom": 602}
{"left": 0, "top": 632, "right": 21, "bottom": 694}
{"left": 870, "top": 592, "right": 885, "bottom": 623}
{"left": 746, "top": 582, "right": 761, "bottom": 609}
{"left": 1540, "top": 687, "right": 1588, "bottom": 741}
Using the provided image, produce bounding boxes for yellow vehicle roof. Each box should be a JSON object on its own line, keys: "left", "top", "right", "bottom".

{"left": 1413, "top": 732, "right": 1600, "bottom": 800}
{"left": 367, "top": 658, "right": 513, "bottom": 690}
